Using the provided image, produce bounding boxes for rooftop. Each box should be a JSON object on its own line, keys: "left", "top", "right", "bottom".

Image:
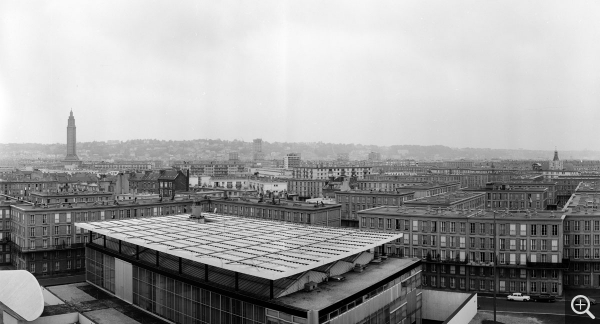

{"left": 403, "top": 191, "right": 484, "bottom": 206}
{"left": 30, "top": 191, "right": 112, "bottom": 197}
{"left": 75, "top": 214, "right": 402, "bottom": 281}
{"left": 276, "top": 257, "right": 419, "bottom": 310}
{"left": 336, "top": 189, "right": 416, "bottom": 196}
{"left": 359, "top": 206, "right": 565, "bottom": 220}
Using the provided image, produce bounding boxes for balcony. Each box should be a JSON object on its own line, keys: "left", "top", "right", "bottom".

{"left": 10, "top": 242, "right": 85, "bottom": 253}
{"left": 526, "top": 259, "right": 570, "bottom": 270}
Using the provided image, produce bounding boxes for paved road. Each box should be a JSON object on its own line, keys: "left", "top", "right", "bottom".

{"left": 478, "top": 296, "right": 600, "bottom": 324}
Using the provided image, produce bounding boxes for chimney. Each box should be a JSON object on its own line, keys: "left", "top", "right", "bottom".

{"left": 186, "top": 169, "right": 190, "bottom": 192}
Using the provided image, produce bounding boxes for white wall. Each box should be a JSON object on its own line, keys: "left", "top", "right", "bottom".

{"left": 30, "top": 313, "right": 79, "bottom": 324}
{"left": 41, "top": 287, "right": 64, "bottom": 305}
{"left": 444, "top": 293, "right": 477, "bottom": 324}
{"left": 422, "top": 289, "right": 476, "bottom": 322}
{"left": 115, "top": 259, "right": 133, "bottom": 303}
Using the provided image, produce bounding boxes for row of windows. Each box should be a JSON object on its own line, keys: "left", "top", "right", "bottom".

{"left": 425, "top": 277, "right": 559, "bottom": 294}
{"left": 361, "top": 218, "right": 559, "bottom": 237}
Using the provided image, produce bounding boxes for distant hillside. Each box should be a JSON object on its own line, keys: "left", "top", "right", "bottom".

{"left": 2, "top": 139, "right": 600, "bottom": 161}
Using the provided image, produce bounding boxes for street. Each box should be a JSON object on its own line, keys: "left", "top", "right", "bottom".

{"left": 478, "top": 296, "right": 600, "bottom": 324}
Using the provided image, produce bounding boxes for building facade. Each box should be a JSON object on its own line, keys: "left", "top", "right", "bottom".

{"left": 8, "top": 197, "right": 194, "bottom": 277}
{"left": 359, "top": 207, "right": 566, "bottom": 296}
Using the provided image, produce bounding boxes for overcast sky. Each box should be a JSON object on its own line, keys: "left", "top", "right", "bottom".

{"left": 1, "top": 1, "right": 600, "bottom": 150}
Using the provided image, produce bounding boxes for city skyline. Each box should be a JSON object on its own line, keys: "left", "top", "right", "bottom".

{"left": 2, "top": 1, "right": 600, "bottom": 151}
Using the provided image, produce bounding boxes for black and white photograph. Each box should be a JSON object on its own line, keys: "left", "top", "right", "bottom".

{"left": 2, "top": 1, "right": 600, "bottom": 323}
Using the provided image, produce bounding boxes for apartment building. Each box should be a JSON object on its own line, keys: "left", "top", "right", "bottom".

{"left": 8, "top": 196, "right": 194, "bottom": 277}
{"left": 286, "top": 179, "right": 326, "bottom": 200}
{"left": 291, "top": 166, "right": 372, "bottom": 180}
{"left": 206, "top": 197, "right": 342, "bottom": 227}
{"left": 358, "top": 206, "right": 566, "bottom": 296}
{"left": 562, "top": 186, "right": 600, "bottom": 288}
{"left": 335, "top": 190, "right": 416, "bottom": 228}
{"left": 464, "top": 182, "right": 549, "bottom": 210}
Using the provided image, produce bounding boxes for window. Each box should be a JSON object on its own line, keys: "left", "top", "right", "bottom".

{"left": 460, "top": 222, "right": 465, "bottom": 234}
{"left": 574, "top": 222, "right": 580, "bottom": 231}
{"left": 510, "top": 224, "right": 516, "bottom": 235}
{"left": 29, "top": 215, "right": 35, "bottom": 225}
{"left": 575, "top": 235, "right": 580, "bottom": 245}
{"left": 531, "top": 239, "right": 537, "bottom": 251}
{"left": 509, "top": 239, "right": 516, "bottom": 250}
{"left": 42, "top": 262, "right": 47, "bottom": 273}
{"left": 500, "top": 239, "right": 506, "bottom": 250}
{"left": 541, "top": 240, "right": 547, "bottom": 251}
{"left": 520, "top": 239, "right": 526, "bottom": 251}
{"left": 29, "top": 227, "right": 35, "bottom": 237}
{"left": 480, "top": 223, "right": 485, "bottom": 234}
{"left": 66, "top": 213, "right": 71, "bottom": 222}
{"left": 541, "top": 225, "right": 547, "bottom": 236}
{"left": 531, "top": 282, "right": 537, "bottom": 293}
{"left": 586, "top": 221, "right": 591, "bottom": 231}
{"left": 30, "top": 264, "right": 35, "bottom": 273}
{"left": 520, "top": 224, "right": 526, "bottom": 236}
{"left": 531, "top": 225, "right": 537, "bottom": 236}
{"left": 565, "top": 235, "right": 570, "bottom": 246}
{"left": 596, "top": 221, "right": 600, "bottom": 231}
{"left": 460, "top": 237, "right": 465, "bottom": 248}
{"left": 361, "top": 218, "right": 366, "bottom": 227}
{"left": 585, "top": 235, "right": 591, "bottom": 245}
{"left": 413, "top": 220, "right": 418, "bottom": 231}
{"left": 441, "top": 222, "right": 446, "bottom": 233}
{"left": 552, "top": 225, "right": 558, "bottom": 236}
{"left": 42, "top": 214, "right": 47, "bottom": 224}
{"left": 470, "top": 223, "right": 476, "bottom": 234}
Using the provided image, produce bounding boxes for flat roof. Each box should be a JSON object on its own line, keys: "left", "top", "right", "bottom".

{"left": 276, "top": 258, "right": 419, "bottom": 310}
{"left": 359, "top": 206, "right": 565, "bottom": 220}
{"left": 76, "top": 214, "right": 402, "bottom": 281}
{"left": 404, "top": 192, "right": 484, "bottom": 206}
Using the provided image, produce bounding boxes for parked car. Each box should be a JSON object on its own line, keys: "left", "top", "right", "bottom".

{"left": 507, "top": 292, "right": 531, "bottom": 302}
{"left": 532, "top": 294, "right": 556, "bottom": 302}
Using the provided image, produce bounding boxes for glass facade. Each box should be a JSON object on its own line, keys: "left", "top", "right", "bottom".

{"left": 132, "top": 265, "right": 281, "bottom": 324}
{"left": 321, "top": 267, "right": 422, "bottom": 324}
{"left": 85, "top": 247, "right": 115, "bottom": 293}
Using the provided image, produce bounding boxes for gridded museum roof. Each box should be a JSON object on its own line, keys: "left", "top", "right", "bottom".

{"left": 76, "top": 214, "right": 402, "bottom": 280}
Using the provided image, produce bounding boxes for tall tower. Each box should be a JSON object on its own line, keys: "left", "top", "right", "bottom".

{"left": 63, "top": 110, "right": 81, "bottom": 164}
{"left": 253, "top": 138, "right": 264, "bottom": 161}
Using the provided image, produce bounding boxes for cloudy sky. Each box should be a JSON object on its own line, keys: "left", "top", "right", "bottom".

{"left": 1, "top": 1, "right": 600, "bottom": 150}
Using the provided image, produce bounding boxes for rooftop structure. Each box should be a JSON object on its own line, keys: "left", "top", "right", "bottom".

{"left": 0, "top": 270, "right": 44, "bottom": 321}
{"left": 76, "top": 214, "right": 402, "bottom": 281}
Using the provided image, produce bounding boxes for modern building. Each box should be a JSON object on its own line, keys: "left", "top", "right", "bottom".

{"left": 76, "top": 213, "right": 423, "bottom": 324}
{"left": 253, "top": 138, "right": 265, "bottom": 161}
{"left": 358, "top": 207, "right": 566, "bottom": 296}
{"left": 62, "top": 110, "right": 81, "bottom": 165}
{"left": 284, "top": 153, "right": 301, "bottom": 170}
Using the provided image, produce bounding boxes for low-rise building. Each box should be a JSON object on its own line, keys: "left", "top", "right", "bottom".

{"left": 76, "top": 213, "right": 423, "bottom": 324}
{"left": 206, "top": 197, "right": 342, "bottom": 227}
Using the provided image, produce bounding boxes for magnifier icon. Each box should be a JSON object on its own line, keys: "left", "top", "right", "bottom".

{"left": 571, "top": 295, "right": 595, "bottom": 319}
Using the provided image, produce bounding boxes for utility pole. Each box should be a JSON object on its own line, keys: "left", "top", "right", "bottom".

{"left": 493, "top": 210, "right": 497, "bottom": 323}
